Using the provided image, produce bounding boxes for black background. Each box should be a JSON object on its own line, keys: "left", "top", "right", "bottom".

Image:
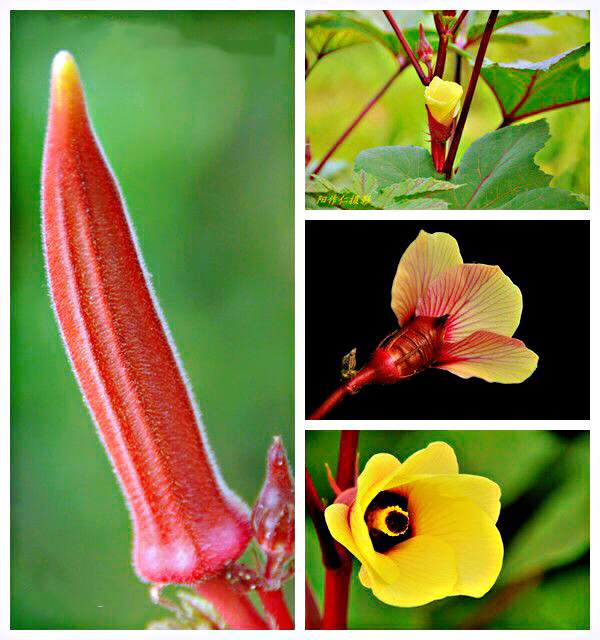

{"left": 305, "top": 220, "right": 590, "bottom": 420}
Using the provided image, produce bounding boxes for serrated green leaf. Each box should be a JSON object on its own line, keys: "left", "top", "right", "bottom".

{"left": 305, "top": 11, "right": 437, "bottom": 68}
{"left": 306, "top": 174, "right": 338, "bottom": 193}
{"left": 481, "top": 44, "right": 589, "bottom": 123}
{"left": 354, "top": 146, "right": 437, "bottom": 189}
{"left": 352, "top": 170, "right": 379, "bottom": 197}
{"left": 467, "top": 10, "right": 553, "bottom": 44}
{"left": 390, "top": 197, "right": 449, "bottom": 210}
{"left": 500, "top": 436, "right": 589, "bottom": 585}
{"left": 305, "top": 12, "right": 376, "bottom": 71}
{"left": 445, "top": 119, "right": 552, "bottom": 209}
{"left": 500, "top": 187, "right": 587, "bottom": 209}
{"left": 376, "top": 177, "right": 459, "bottom": 208}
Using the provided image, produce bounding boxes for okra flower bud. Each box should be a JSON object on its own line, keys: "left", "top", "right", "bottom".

{"left": 252, "top": 436, "right": 294, "bottom": 582}
{"left": 42, "top": 51, "right": 252, "bottom": 584}
{"left": 424, "top": 76, "right": 463, "bottom": 127}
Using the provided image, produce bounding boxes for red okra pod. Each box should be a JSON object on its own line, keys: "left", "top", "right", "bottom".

{"left": 42, "top": 51, "right": 251, "bottom": 584}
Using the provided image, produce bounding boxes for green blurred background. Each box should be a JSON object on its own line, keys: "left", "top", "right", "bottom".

{"left": 11, "top": 11, "right": 293, "bottom": 629}
{"left": 306, "top": 11, "right": 590, "bottom": 195}
{"left": 307, "top": 430, "right": 589, "bottom": 630}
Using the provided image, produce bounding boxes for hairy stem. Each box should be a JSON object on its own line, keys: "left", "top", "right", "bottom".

{"left": 443, "top": 10, "right": 498, "bottom": 178}
{"left": 312, "top": 64, "right": 406, "bottom": 176}
{"left": 383, "top": 10, "right": 429, "bottom": 85}
{"left": 257, "top": 588, "right": 294, "bottom": 630}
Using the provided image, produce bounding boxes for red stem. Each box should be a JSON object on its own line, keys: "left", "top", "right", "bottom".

{"left": 309, "top": 367, "right": 375, "bottom": 419}
{"left": 321, "top": 430, "right": 359, "bottom": 630}
{"left": 312, "top": 65, "right": 405, "bottom": 176}
{"left": 257, "top": 589, "right": 294, "bottom": 630}
{"left": 433, "top": 13, "right": 448, "bottom": 78}
{"left": 305, "top": 580, "right": 322, "bottom": 629}
{"left": 194, "top": 578, "right": 269, "bottom": 630}
{"left": 305, "top": 468, "right": 341, "bottom": 569}
{"left": 336, "top": 430, "right": 359, "bottom": 491}
{"left": 499, "top": 97, "right": 590, "bottom": 127}
{"left": 322, "top": 559, "right": 353, "bottom": 629}
{"left": 383, "top": 10, "right": 429, "bottom": 85}
{"left": 443, "top": 10, "right": 499, "bottom": 178}
{"left": 449, "top": 10, "right": 469, "bottom": 36}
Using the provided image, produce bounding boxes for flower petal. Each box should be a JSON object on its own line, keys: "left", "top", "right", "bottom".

{"left": 356, "top": 452, "right": 402, "bottom": 511}
{"left": 324, "top": 503, "right": 364, "bottom": 563}
{"left": 389, "top": 442, "right": 459, "bottom": 484}
{"left": 408, "top": 484, "right": 504, "bottom": 597}
{"left": 417, "top": 263, "right": 523, "bottom": 341}
{"left": 406, "top": 474, "right": 501, "bottom": 522}
{"left": 391, "top": 230, "right": 463, "bottom": 327}
{"left": 436, "top": 330, "right": 538, "bottom": 383}
{"left": 363, "top": 535, "right": 458, "bottom": 607}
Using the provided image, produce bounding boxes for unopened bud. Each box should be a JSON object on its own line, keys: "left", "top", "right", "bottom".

{"left": 417, "top": 24, "right": 433, "bottom": 65}
{"left": 252, "top": 437, "right": 294, "bottom": 580}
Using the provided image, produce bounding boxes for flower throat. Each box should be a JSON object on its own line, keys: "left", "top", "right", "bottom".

{"left": 364, "top": 491, "right": 412, "bottom": 552}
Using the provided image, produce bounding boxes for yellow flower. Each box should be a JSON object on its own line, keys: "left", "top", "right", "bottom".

{"left": 325, "top": 442, "right": 503, "bottom": 607}
{"left": 424, "top": 77, "right": 463, "bottom": 126}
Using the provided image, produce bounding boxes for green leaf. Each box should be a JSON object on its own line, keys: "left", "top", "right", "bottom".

{"left": 376, "top": 177, "right": 459, "bottom": 209}
{"left": 445, "top": 119, "right": 553, "bottom": 209}
{"left": 305, "top": 11, "right": 437, "bottom": 68}
{"left": 352, "top": 170, "right": 379, "bottom": 198}
{"left": 354, "top": 146, "right": 437, "bottom": 189}
{"left": 500, "top": 436, "right": 590, "bottom": 585}
{"left": 384, "top": 196, "right": 449, "bottom": 210}
{"left": 466, "top": 10, "right": 553, "bottom": 44}
{"left": 500, "top": 187, "right": 587, "bottom": 209}
{"left": 481, "top": 44, "right": 590, "bottom": 123}
{"left": 305, "top": 12, "right": 376, "bottom": 71}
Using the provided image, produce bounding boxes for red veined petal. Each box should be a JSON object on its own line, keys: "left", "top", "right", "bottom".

{"left": 391, "top": 230, "right": 462, "bottom": 326}
{"left": 435, "top": 330, "right": 538, "bottom": 383}
{"left": 417, "top": 263, "right": 522, "bottom": 342}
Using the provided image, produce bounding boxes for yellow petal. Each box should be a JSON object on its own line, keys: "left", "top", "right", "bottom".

{"left": 406, "top": 474, "right": 502, "bottom": 522}
{"left": 409, "top": 484, "right": 504, "bottom": 597}
{"left": 417, "top": 264, "right": 523, "bottom": 341}
{"left": 364, "top": 535, "right": 458, "bottom": 607}
{"left": 437, "top": 331, "right": 539, "bottom": 383}
{"left": 356, "top": 452, "right": 402, "bottom": 512}
{"left": 326, "top": 502, "right": 401, "bottom": 583}
{"left": 358, "top": 564, "right": 371, "bottom": 588}
{"left": 324, "top": 503, "right": 365, "bottom": 563}
{"left": 424, "top": 77, "right": 463, "bottom": 126}
{"left": 391, "top": 230, "right": 463, "bottom": 326}
{"left": 386, "top": 442, "right": 459, "bottom": 486}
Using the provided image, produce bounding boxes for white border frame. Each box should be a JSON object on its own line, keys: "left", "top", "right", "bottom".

{"left": 1, "top": 1, "right": 597, "bottom": 638}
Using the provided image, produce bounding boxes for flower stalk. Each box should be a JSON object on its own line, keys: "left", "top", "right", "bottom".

{"left": 383, "top": 10, "right": 429, "bottom": 85}
{"left": 321, "top": 431, "right": 359, "bottom": 630}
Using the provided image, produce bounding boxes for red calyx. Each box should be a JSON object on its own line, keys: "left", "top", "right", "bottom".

{"left": 368, "top": 315, "right": 448, "bottom": 384}
{"left": 426, "top": 107, "right": 455, "bottom": 172}
{"left": 42, "top": 51, "right": 251, "bottom": 584}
